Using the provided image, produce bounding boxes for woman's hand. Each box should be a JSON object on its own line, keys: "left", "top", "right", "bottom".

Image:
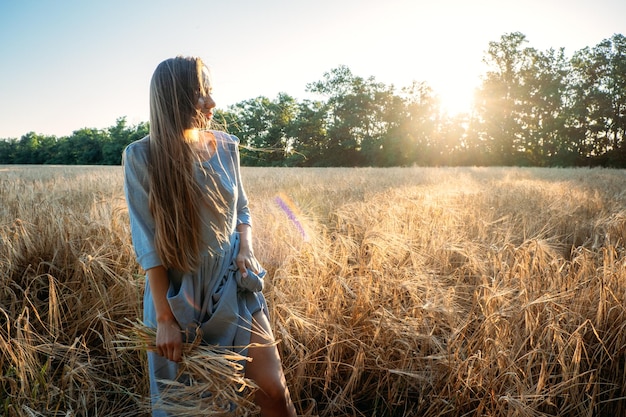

{"left": 146, "top": 265, "right": 183, "bottom": 363}
{"left": 236, "top": 223, "right": 259, "bottom": 278}
{"left": 156, "top": 317, "right": 183, "bottom": 363}
{"left": 236, "top": 245, "right": 260, "bottom": 278}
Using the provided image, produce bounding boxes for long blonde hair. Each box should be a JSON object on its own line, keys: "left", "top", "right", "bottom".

{"left": 147, "top": 56, "right": 220, "bottom": 272}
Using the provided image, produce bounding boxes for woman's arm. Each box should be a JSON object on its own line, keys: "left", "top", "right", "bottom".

{"left": 123, "top": 140, "right": 163, "bottom": 271}
{"left": 146, "top": 265, "right": 182, "bottom": 362}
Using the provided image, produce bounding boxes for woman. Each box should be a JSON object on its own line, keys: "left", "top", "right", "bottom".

{"left": 123, "top": 56, "right": 296, "bottom": 417}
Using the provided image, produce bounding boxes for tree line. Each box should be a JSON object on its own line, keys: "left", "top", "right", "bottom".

{"left": 1, "top": 32, "right": 624, "bottom": 167}
{"left": 0, "top": 119, "right": 149, "bottom": 165}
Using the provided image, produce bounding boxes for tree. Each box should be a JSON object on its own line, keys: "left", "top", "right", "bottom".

{"left": 226, "top": 94, "right": 298, "bottom": 166}
{"left": 518, "top": 47, "right": 570, "bottom": 166}
{"left": 434, "top": 113, "right": 471, "bottom": 166}
{"left": 0, "top": 138, "right": 17, "bottom": 164}
{"left": 14, "top": 132, "right": 43, "bottom": 164}
{"left": 474, "top": 32, "right": 536, "bottom": 165}
{"left": 306, "top": 66, "right": 395, "bottom": 166}
{"left": 569, "top": 34, "right": 626, "bottom": 165}
{"left": 285, "top": 99, "right": 328, "bottom": 166}
{"left": 62, "top": 128, "right": 105, "bottom": 164}
{"left": 102, "top": 117, "right": 149, "bottom": 165}
{"left": 397, "top": 81, "right": 440, "bottom": 166}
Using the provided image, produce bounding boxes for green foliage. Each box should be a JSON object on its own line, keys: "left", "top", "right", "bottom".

{"left": 224, "top": 93, "right": 299, "bottom": 166}
{"left": 470, "top": 32, "right": 626, "bottom": 167}
{"left": 569, "top": 34, "right": 626, "bottom": 165}
{"left": 306, "top": 65, "right": 399, "bottom": 166}
{"left": 1, "top": 32, "right": 625, "bottom": 167}
{"left": 0, "top": 117, "right": 148, "bottom": 166}
{"left": 103, "top": 117, "right": 149, "bottom": 165}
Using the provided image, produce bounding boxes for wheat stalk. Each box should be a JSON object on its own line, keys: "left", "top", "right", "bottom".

{"left": 114, "top": 320, "right": 259, "bottom": 416}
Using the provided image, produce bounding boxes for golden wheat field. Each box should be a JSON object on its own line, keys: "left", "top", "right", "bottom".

{"left": 2, "top": 164, "right": 626, "bottom": 417}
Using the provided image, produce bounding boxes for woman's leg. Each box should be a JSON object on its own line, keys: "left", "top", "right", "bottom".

{"left": 245, "top": 310, "right": 297, "bottom": 417}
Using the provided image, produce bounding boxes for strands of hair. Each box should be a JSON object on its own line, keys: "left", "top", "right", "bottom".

{"left": 147, "top": 56, "right": 228, "bottom": 272}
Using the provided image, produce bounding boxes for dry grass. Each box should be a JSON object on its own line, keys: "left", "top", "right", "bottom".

{"left": 2, "top": 165, "right": 626, "bottom": 416}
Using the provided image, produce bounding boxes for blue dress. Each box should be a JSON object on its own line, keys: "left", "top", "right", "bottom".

{"left": 123, "top": 131, "right": 266, "bottom": 416}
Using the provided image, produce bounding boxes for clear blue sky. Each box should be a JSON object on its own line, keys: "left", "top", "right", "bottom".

{"left": 0, "top": 0, "right": 624, "bottom": 138}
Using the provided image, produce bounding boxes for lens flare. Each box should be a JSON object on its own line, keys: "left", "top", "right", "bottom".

{"left": 274, "top": 193, "right": 308, "bottom": 241}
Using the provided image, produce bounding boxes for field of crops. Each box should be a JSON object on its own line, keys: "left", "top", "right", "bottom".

{"left": 2, "top": 165, "right": 626, "bottom": 416}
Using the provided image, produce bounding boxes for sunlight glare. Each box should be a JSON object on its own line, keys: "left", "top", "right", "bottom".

{"left": 432, "top": 74, "right": 478, "bottom": 116}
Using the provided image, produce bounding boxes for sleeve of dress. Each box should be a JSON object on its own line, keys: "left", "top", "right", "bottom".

{"left": 122, "top": 141, "right": 163, "bottom": 270}
{"left": 232, "top": 135, "right": 252, "bottom": 227}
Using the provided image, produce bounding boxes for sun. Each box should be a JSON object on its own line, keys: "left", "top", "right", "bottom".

{"left": 434, "top": 78, "right": 478, "bottom": 116}
{"left": 415, "top": 42, "right": 483, "bottom": 117}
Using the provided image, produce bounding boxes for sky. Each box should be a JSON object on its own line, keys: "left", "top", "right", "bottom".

{"left": 0, "top": 0, "right": 624, "bottom": 139}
